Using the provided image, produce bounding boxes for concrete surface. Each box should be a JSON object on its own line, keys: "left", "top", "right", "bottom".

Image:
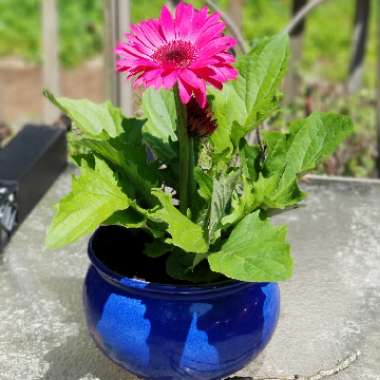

{"left": 0, "top": 169, "right": 379, "bottom": 380}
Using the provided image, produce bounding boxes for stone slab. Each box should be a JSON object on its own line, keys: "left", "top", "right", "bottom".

{"left": 0, "top": 169, "right": 379, "bottom": 380}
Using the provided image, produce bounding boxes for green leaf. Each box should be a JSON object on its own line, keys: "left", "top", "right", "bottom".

{"left": 45, "top": 157, "right": 130, "bottom": 249}
{"left": 80, "top": 118, "right": 160, "bottom": 207}
{"left": 261, "top": 112, "right": 354, "bottom": 207}
{"left": 222, "top": 177, "right": 256, "bottom": 227}
{"left": 265, "top": 112, "right": 354, "bottom": 176}
{"left": 208, "top": 171, "right": 240, "bottom": 243}
{"left": 208, "top": 211, "right": 292, "bottom": 282}
{"left": 104, "top": 208, "right": 146, "bottom": 229}
{"left": 142, "top": 88, "right": 178, "bottom": 162}
{"left": 44, "top": 90, "right": 123, "bottom": 139}
{"left": 253, "top": 174, "right": 305, "bottom": 209}
{"left": 208, "top": 85, "right": 236, "bottom": 158}
{"left": 166, "top": 251, "right": 222, "bottom": 283}
{"left": 194, "top": 167, "right": 213, "bottom": 201}
{"left": 233, "top": 33, "right": 289, "bottom": 133}
{"left": 241, "top": 143, "right": 262, "bottom": 181}
{"left": 144, "top": 240, "right": 172, "bottom": 258}
{"left": 221, "top": 143, "right": 262, "bottom": 227}
{"left": 210, "top": 33, "right": 289, "bottom": 158}
{"left": 150, "top": 189, "right": 208, "bottom": 254}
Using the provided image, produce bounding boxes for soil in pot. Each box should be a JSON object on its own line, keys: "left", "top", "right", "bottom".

{"left": 91, "top": 225, "right": 225, "bottom": 285}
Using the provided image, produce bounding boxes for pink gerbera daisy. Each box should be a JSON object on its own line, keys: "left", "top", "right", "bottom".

{"left": 115, "top": 2, "right": 238, "bottom": 108}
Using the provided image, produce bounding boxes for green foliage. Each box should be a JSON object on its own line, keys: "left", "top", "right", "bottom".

{"left": 207, "top": 171, "right": 240, "bottom": 244}
{"left": 210, "top": 34, "right": 289, "bottom": 161}
{"left": 142, "top": 88, "right": 178, "bottom": 162}
{"left": 44, "top": 90, "right": 124, "bottom": 139}
{"left": 149, "top": 189, "right": 209, "bottom": 254}
{"left": 209, "top": 211, "right": 292, "bottom": 282}
{"left": 260, "top": 112, "right": 354, "bottom": 208}
{"left": 45, "top": 157, "right": 129, "bottom": 249}
{"left": 45, "top": 31, "right": 352, "bottom": 284}
{"left": 0, "top": 0, "right": 103, "bottom": 66}
{"left": 280, "top": 86, "right": 377, "bottom": 178}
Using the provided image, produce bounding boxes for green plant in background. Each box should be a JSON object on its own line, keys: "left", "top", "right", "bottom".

{"left": 0, "top": 0, "right": 40, "bottom": 62}
{"left": 0, "top": 0, "right": 377, "bottom": 83}
{"left": 267, "top": 82, "right": 376, "bottom": 178}
{"left": 0, "top": 0, "right": 103, "bottom": 66}
{"left": 43, "top": 5, "right": 353, "bottom": 285}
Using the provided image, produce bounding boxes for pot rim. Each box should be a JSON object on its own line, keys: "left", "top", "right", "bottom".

{"left": 87, "top": 227, "right": 257, "bottom": 297}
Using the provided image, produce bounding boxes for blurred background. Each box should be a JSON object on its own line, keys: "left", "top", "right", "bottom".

{"left": 0, "top": 0, "right": 379, "bottom": 178}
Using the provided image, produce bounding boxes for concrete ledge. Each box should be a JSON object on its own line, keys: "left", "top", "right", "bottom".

{"left": 0, "top": 170, "right": 379, "bottom": 379}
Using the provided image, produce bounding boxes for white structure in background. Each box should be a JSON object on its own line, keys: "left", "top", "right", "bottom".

{"left": 42, "top": 0, "right": 60, "bottom": 123}
{"left": 41, "top": 0, "right": 133, "bottom": 123}
{"left": 104, "top": 0, "right": 133, "bottom": 117}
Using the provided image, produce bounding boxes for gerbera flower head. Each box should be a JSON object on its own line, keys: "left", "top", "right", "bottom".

{"left": 115, "top": 2, "right": 238, "bottom": 108}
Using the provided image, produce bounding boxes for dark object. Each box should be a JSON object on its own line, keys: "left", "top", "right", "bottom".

{"left": 347, "top": 0, "right": 371, "bottom": 93}
{"left": 186, "top": 98, "right": 217, "bottom": 137}
{"left": 92, "top": 225, "right": 175, "bottom": 284}
{"left": 290, "top": 0, "right": 307, "bottom": 36}
{"left": 0, "top": 124, "right": 67, "bottom": 251}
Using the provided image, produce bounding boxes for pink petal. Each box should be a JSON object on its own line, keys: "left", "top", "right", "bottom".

{"left": 206, "top": 77, "right": 223, "bottom": 90}
{"left": 180, "top": 69, "right": 207, "bottom": 108}
{"left": 142, "top": 68, "right": 164, "bottom": 82}
{"left": 161, "top": 71, "right": 179, "bottom": 89}
{"left": 159, "top": 6, "right": 175, "bottom": 41}
{"left": 125, "top": 36, "right": 155, "bottom": 55}
{"left": 179, "top": 68, "right": 202, "bottom": 89}
{"left": 192, "top": 6, "right": 209, "bottom": 31}
{"left": 193, "top": 80, "right": 207, "bottom": 108}
{"left": 190, "top": 57, "right": 223, "bottom": 69}
{"left": 175, "top": 2, "right": 194, "bottom": 39}
{"left": 116, "top": 43, "right": 151, "bottom": 60}
{"left": 214, "top": 52, "right": 235, "bottom": 64}
{"left": 131, "top": 41, "right": 155, "bottom": 56}
{"left": 192, "top": 67, "right": 226, "bottom": 89}
{"left": 197, "top": 13, "right": 222, "bottom": 35}
{"left": 195, "top": 22, "right": 225, "bottom": 47}
{"left": 177, "top": 78, "right": 192, "bottom": 104}
{"left": 213, "top": 65, "right": 238, "bottom": 81}
{"left": 198, "top": 36, "right": 236, "bottom": 58}
{"left": 129, "top": 25, "right": 156, "bottom": 50}
{"left": 140, "top": 20, "right": 165, "bottom": 47}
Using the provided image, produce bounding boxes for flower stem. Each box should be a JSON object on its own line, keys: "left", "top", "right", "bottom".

{"left": 175, "top": 88, "right": 194, "bottom": 214}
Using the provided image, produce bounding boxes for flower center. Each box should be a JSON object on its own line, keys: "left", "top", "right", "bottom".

{"left": 153, "top": 40, "right": 196, "bottom": 68}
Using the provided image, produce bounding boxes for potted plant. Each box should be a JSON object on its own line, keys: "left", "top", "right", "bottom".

{"left": 44, "top": 2, "right": 353, "bottom": 379}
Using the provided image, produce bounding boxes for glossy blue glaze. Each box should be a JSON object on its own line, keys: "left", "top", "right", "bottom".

{"left": 83, "top": 231, "right": 280, "bottom": 380}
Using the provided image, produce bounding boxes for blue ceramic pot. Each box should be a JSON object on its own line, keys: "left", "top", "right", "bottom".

{"left": 83, "top": 228, "right": 280, "bottom": 380}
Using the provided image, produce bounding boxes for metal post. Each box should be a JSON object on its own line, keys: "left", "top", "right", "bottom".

{"left": 347, "top": 0, "right": 371, "bottom": 94}
{"left": 104, "top": 0, "right": 133, "bottom": 116}
{"left": 42, "top": 0, "right": 60, "bottom": 124}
